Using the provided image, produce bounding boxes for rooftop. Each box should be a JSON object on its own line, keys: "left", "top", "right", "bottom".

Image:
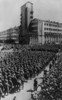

{"left": 21, "top": 1, "right": 33, "bottom": 7}
{"left": 32, "top": 18, "right": 62, "bottom": 25}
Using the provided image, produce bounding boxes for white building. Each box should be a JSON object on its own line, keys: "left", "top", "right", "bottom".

{"left": 29, "top": 18, "right": 62, "bottom": 44}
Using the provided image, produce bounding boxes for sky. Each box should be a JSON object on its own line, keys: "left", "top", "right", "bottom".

{"left": 0, "top": 0, "right": 62, "bottom": 32}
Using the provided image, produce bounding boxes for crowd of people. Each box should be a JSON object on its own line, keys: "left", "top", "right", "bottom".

{"left": 31, "top": 51, "right": 62, "bottom": 100}
{"left": 0, "top": 45, "right": 56, "bottom": 99}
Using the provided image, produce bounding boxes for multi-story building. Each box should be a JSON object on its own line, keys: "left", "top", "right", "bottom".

{"left": 20, "top": 2, "right": 33, "bottom": 44}
{"left": 0, "top": 27, "right": 19, "bottom": 43}
{"left": 29, "top": 18, "right": 62, "bottom": 44}
{"left": 7, "top": 27, "right": 19, "bottom": 43}
{"left": 0, "top": 31, "right": 7, "bottom": 43}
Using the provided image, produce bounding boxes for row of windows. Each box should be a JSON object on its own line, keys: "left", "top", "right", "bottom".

{"left": 31, "top": 21, "right": 38, "bottom": 25}
{"left": 45, "top": 38, "right": 62, "bottom": 43}
{"left": 45, "top": 36, "right": 62, "bottom": 39}
{"left": 31, "top": 27, "right": 38, "bottom": 30}
{"left": 44, "top": 32, "right": 62, "bottom": 36}
{"left": 44, "top": 23, "right": 62, "bottom": 27}
{"left": 44, "top": 28, "right": 62, "bottom": 31}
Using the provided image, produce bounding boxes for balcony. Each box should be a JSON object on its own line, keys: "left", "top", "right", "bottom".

{"left": 30, "top": 16, "right": 33, "bottom": 19}
{"left": 30, "top": 11, "right": 33, "bottom": 14}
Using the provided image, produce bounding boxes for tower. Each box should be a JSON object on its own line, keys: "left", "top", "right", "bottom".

{"left": 20, "top": 2, "right": 33, "bottom": 44}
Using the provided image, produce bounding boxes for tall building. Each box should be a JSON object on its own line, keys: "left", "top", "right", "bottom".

{"left": 20, "top": 2, "right": 33, "bottom": 44}
{"left": 20, "top": 1, "right": 62, "bottom": 45}
{"left": 29, "top": 18, "right": 62, "bottom": 44}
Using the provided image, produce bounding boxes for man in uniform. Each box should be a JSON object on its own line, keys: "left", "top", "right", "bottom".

{"left": 33, "top": 78, "right": 38, "bottom": 91}
{"left": 0, "top": 87, "right": 2, "bottom": 100}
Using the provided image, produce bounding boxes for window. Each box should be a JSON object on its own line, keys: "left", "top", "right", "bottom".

{"left": 47, "top": 24, "right": 48, "bottom": 26}
{"left": 44, "top": 23, "right": 48, "bottom": 26}
{"left": 44, "top": 28, "right": 47, "bottom": 30}
{"left": 44, "top": 23, "right": 46, "bottom": 25}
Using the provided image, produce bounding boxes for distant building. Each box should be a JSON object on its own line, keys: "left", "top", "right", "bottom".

{"left": 0, "top": 27, "right": 19, "bottom": 43}
{"left": 0, "top": 31, "right": 7, "bottom": 43}
{"left": 8, "top": 27, "right": 19, "bottom": 43}
{"left": 20, "top": 2, "right": 33, "bottom": 44}
{"left": 29, "top": 18, "right": 62, "bottom": 44}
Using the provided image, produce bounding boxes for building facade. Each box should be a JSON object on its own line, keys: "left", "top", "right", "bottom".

{"left": 20, "top": 2, "right": 33, "bottom": 44}
{"left": 0, "top": 27, "right": 19, "bottom": 43}
{"left": 29, "top": 18, "right": 62, "bottom": 44}
{"left": 0, "top": 31, "right": 7, "bottom": 43}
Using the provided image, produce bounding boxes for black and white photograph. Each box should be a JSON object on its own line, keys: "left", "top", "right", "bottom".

{"left": 0, "top": 0, "right": 62, "bottom": 100}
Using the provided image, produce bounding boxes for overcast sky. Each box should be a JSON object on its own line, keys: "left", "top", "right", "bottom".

{"left": 0, "top": 0, "right": 62, "bottom": 32}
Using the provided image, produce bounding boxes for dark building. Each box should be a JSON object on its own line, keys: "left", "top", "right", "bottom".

{"left": 19, "top": 2, "right": 33, "bottom": 44}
